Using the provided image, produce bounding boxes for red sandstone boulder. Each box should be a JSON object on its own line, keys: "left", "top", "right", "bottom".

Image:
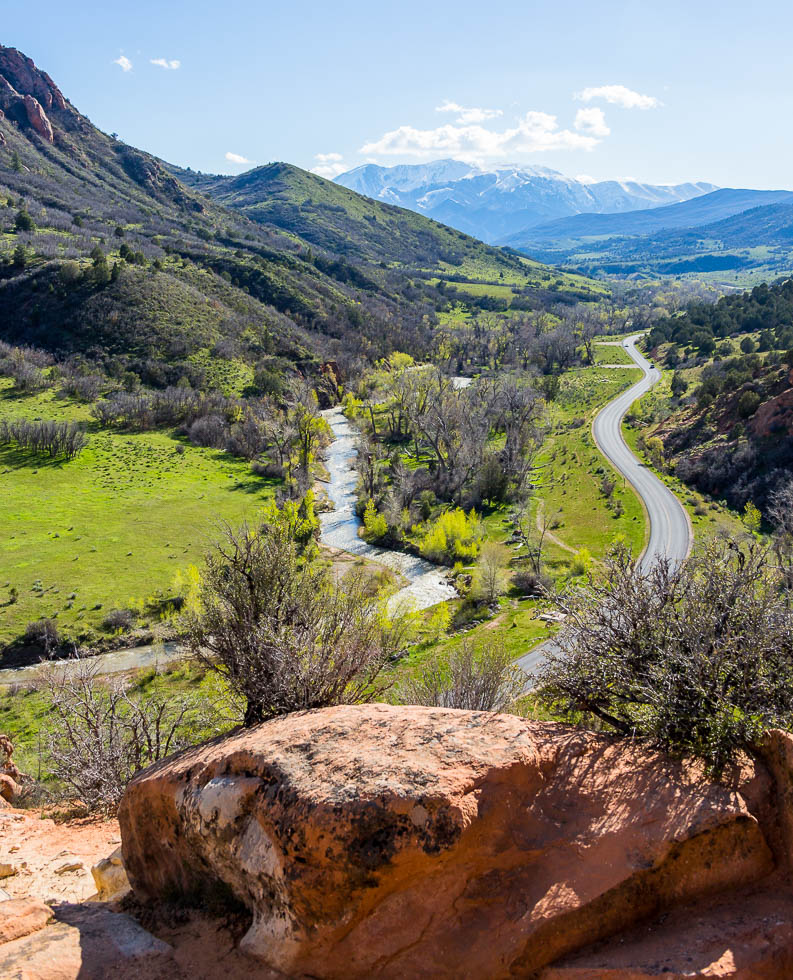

{"left": 119, "top": 705, "right": 774, "bottom": 978}
{"left": 0, "top": 774, "right": 18, "bottom": 804}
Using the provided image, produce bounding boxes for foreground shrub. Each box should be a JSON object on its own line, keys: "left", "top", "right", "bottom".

{"left": 396, "top": 639, "right": 525, "bottom": 712}
{"left": 187, "top": 517, "right": 412, "bottom": 726}
{"left": 535, "top": 539, "right": 793, "bottom": 776}
{"left": 43, "top": 659, "right": 215, "bottom": 814}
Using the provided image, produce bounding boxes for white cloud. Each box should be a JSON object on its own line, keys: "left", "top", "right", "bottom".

{"left": 575, "top": 84, "right": 661, "bottom": 110}
{"left": 151, "top": 58, "right": 181, "bottom": 70}
{"left": 113, "top": 55, "right": 133, "bottom": 73}
{"left": 361, "top": 111, "right": 599, "bottom": 163}
{"left": 574, "top": 106, "right": 610, "bottom": 137}
{"left": 225, "top": 152, "right": 251, "bottom": 165}
{"left": 436, "top": 100, "right": 503, "bottom": 124}
{"left": 312, "top": 152, "right": 347, "bottom": 178}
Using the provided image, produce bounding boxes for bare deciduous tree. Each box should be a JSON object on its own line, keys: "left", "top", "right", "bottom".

{"left": 474, "top": 540, "right": 511, "bottom": 604}
{"left": 43, "top": 659, "right": 211, "bottom": 813}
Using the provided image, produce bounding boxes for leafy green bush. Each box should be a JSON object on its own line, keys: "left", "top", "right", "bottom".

{"left": 569, "top": 547, "right": 592, "bottom": 577}
{"left": 738, "top": 390, "right": 762, "bottom": 418}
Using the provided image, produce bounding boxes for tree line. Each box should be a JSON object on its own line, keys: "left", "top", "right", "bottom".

{"left": 0, "top": 418, "right": 87, "bottom": 459}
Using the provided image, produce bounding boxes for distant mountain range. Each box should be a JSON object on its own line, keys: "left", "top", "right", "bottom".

{"left": 335, "top": 161, "right": 793, "bottom": 282}
{"left": 335, "top": 161, "right": 716, "bottom": 244}
{"left": 517, "top": 193, "right": 793, "bottom": 280}
{"left": 507, "top": 188, "right": 793, "bottom": 248}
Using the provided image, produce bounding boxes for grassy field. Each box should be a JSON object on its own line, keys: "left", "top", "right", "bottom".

{"left": 532, "top": 366, "right": 646, "bottom": 561}
{"left": 0, "top": 381, "right": 278, "bottom": 651}
{"left": 593, "top": 343, "right": 634, "bottom": 365}
{"left": 434, "top": 255, "right": 609, "bottom": 296}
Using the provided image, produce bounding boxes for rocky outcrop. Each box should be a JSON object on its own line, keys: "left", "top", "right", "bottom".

{"left": 23, "top": 94, "right": 53, "bottom": 142}
{"left": 119, "top": 704, "right": 775, "bottom": 979}
{"left": 0, "top": 735, "right": 23, "bottom": 805}
{"left": 91, "top": 845, "right": 130, "bottom": 902}
{"left": 0, "top": 774, "right": 18, "bottom": 804}
{"left": 0, "top": 46, "right": 67, "bottom": 111}
{"left": 0, "top": 45, "right": 77, "bottom": 144}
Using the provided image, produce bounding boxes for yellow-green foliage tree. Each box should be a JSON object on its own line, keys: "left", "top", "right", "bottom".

{"left": 419, "top": 508, "right": 483, "bottom": 564}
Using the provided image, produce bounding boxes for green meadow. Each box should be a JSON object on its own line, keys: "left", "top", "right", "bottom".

{"left": 0, "top": 381, "right": 277, "bottom": 651}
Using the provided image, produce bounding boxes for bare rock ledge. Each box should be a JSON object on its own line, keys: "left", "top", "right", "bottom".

{"left": 119, "top": 704, "right": 775, "bottom": 978}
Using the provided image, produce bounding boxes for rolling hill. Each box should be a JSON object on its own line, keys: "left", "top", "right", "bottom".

{"left": 0, "top": 46, "right": 597, "bottom": 387}
{"left": 517, "top": 196, "right": 793, "bottom": 283}
{"left": 507, "top": 188, "right": 793, "bottom": 248}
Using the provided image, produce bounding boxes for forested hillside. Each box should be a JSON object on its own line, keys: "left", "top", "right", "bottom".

{"left": 642, "top": 278, "right": 793, "bottom": 515}
{"left": 519, "top": 195, "right": 793, "bottom": 284}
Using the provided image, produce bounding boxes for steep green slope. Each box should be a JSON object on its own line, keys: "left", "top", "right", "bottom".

{"left": 173, "top": 162, "right": 604, "bottom": 302}
{"left": 0, "top": 45, "right": 603, "bottom": 383}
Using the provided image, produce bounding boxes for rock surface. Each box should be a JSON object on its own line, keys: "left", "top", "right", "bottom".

{"left": 119, "top": 704, "right": 774, "bottom": 978}
{"left": 541, "top": 880, "right": 793, "bottom": 979}
{"left": 23, "top": 93, "right": 54, "bottom": 142}
{"left": 759, "top": 728, "right": 793, "bottom": 868}
{"left": 0, "top": 808, "right": 120, "bottom": 905}
{"left": 0, "top": 773, "right": 20, "bottom": 803}
{"left": 0, "top": 902, "right": 177, "bottom": 980}
{"left": 0, "top": 898, "right": 53, "bottom": 943}
{"left": 91, "top": 845, "right": 130, "bottom": 902}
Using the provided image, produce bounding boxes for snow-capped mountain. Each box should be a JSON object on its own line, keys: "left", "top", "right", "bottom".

{"left": 334, "top": 160, "right": 716, "bottom": 244}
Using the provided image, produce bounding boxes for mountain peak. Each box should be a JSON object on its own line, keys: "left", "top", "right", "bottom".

{"left": 335, "top": 160, "right": 717, "bottom": 244}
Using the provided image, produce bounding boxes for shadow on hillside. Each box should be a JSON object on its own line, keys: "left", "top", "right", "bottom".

{"left": 0, "top": 444, "right": 67, "bottom": 470}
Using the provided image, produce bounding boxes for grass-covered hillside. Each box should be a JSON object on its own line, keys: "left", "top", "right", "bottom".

{"left": 0, "top": 45, "right": 602, "bottom": 387}
{"left": 174, "top": 162, "right": 605, "bottom": 309}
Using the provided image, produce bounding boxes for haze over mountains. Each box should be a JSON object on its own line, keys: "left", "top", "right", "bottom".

{"left": 334, "top": 160, "right": 717, "bottom": 244}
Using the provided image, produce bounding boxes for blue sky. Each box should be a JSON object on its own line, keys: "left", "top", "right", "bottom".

{"left": 3, "top": 0, "right": 792, "bottom": 188}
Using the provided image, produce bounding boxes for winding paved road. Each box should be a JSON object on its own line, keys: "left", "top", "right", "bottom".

{"left": 516, "top": 334, "right": 692, "bottom": 676}
{"left": 593, "top": 334, "right": 691, "bottom": 572}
